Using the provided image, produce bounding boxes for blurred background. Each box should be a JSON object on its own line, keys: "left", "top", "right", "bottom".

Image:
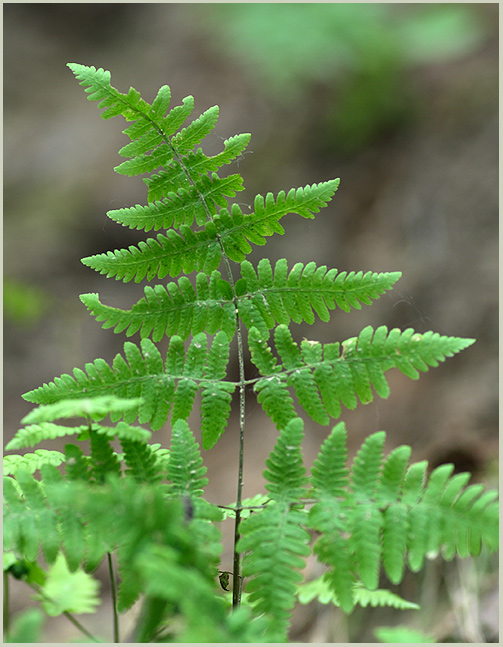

{"left": 4, "top": 3, "right": 498, "bottom": 643}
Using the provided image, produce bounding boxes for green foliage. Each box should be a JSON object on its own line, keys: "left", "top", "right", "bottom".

{"left": 297, "top": 576, "right": 420, "bottom": 611}
{"left": 307, "top": 423, "right": 498, "bottom": 614}
{"left": 202, "top": 4, "right": 488, "bottom": 151}
{"left": 374, "top": 625, "right": 436, "bottom": 643}
{"left": 3, "top": 63, "right": 497, "bottom": 643}
{"left": 238, "top": 418, "right": 311, "bottom": 640}
{"left": 32, "top": 553, "right": 101, "bottom": 616}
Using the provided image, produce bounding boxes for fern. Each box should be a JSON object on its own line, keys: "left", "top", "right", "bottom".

{"left": 307, "top": 422, "right": 499, "bottom": 613}
{"left": 4, "top": 63, "right": 497, "bottom": 643}
{"left": 248, "top": 324, "right": 474, "bottom": 427}
{"left": 238, "top": 418, "right": 311, "bottom": 641}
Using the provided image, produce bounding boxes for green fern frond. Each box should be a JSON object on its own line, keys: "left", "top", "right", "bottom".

{"left": 120, "top": 437, "right": 163, "bottom": 484}
{"left": 297, "top": 576, "right": 420, "bottom": 610}
{"left": 9, "top": 470, "right": 60, "bottom": 565}
{"left": 22, "top": 335, "right": 235, "bottom": 434}
{"left": 3, "top": 451, "right": 66, "bottom": 476}
{"left": 68, "top": 63, "right": 166, "bottom": 123}
{"left": 81, "top": 225, "right": 222, "bottom": 282}
{"left": 238, "top": 259, "right": 401, "bottom": 332}
{"left": 80, "top": 271, "right": 237, "bottom": 342}
{"left": 307, "top": 423, "right": 498, "bottom": 609}
{"left": 64, "top": 444, "right": 92, "bottom": 482}
{"left": 82, "top": 180, "right": 339, "bottom": 284}
{"left": 215, "top": 180, "right": 340, "bottom": 263}
{"left": 310, "top": 421, "right": 349, "bottom": 498}
{"left": 6, "top": 423, "right": 89, "bottom": 451}
{"left": 105, "top": 173, "right": 244, "bottom": 230}
{"left": 167, "top": 419, "right": 208, "bottom": 497}
{"left": 145, "top": 133, "right": 251, "bottom": 202}
{"left": 20, "top": 396, "right": 143, "bottom": 425}
{"left": 262, "top": 417, "right": 307, "bottom": 502}
{"left": 238, "top": 419, "right": 310, "bottom": 639}
{"left": 248, "top": 324, "right": 475, "bottom": 427}
{"left": 89, "top": 428, "right": 121, "bottom": 484}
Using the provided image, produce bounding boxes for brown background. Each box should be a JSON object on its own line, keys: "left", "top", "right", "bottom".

{"left": 4, "top": 4, "right": 498, "bottom": 643}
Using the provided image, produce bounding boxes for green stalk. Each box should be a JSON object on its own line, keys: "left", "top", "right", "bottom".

{"left": 107, "top": 552, "right": 120, "bottom": 642}
{"left": 162, "top": 127, "right": 247, "bottom": 608}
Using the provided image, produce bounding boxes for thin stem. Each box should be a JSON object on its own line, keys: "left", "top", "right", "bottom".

{"left": 107, "top": 552, "right": 120, "bottom": 643}
{"left": 156, "top": 125, "right": 248, "bottom": 607}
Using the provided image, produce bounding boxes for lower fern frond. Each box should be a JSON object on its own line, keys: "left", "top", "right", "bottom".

{"left": 307, "top": 422, "right": 499, "bottom": 607}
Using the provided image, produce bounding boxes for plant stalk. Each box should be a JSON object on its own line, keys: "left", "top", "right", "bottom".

{"left": 162, "top": 127, "right": 247, "bottom": 607}
{"left": 107, "top": 552, "right": 120, "bottom": 642}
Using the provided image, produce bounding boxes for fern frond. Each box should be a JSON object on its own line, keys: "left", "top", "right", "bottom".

{"left": 20, "top": 396, "right": 143, "bottom": 425}
{"left": 10, "top": 470, "right": 60, "bottom": 565}
{"left": 307, "top": 423, "right": 499, "bottom": 608}
{"left": 105, "top": 172, "right": 244, "bottom": 230}
{"left": 89, "top": 428, "right": 121, "bottom": 483}
{"left": 238, "top": 419, "right": 310, "bottom": 639}
{"left": 120, "top": 437, "right": 163, "bottom": 484}
{"left": 310, "top": 421, "right": 349, "bottom": 498}
{"left": 64, "top": 444, "right": 92, "bottom": 482}
{"left": 22, "top": 335, "right": 235, "bottom": 434}
{"left": 3, "top": 451, "right": 66, "bottom": 476}
{"left": 81, "top": 225, "right": 222, "bottom": 282}
{"left": 145, "top": 133, "right": 251, "bottom": 202}
{"left": 6, "top": 423, "right": 89, "bottom": 451}
{"left": 262, "top": 417, "right": 307, "bottom": 502}
{"left": 82, "top": 180, "right": 339, "bottom": 284}
{"left": 248, "top": 324, "right": 475, "bottom": 428}
{"left": 237, "top": 259, "right": 401, "bottom": 333}
{"left": 297, "top": 576, "right": 420, "bottom": 610}
{"left": 80, "top": 270, "right": 237, "bottom": 342}
{"left": 215, "top": 180, "right": 340, "bottom": 263}
{"left": 167, "top": 419, "right": 208, "bottom": 497}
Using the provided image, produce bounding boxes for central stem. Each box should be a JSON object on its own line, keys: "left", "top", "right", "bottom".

{"left": 165, "top": 137, "right": 247, "bottom": 607}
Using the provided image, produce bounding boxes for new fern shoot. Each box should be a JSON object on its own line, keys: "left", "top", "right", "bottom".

{"left": 3, "top": 63, "right": 498, "bottom": 643}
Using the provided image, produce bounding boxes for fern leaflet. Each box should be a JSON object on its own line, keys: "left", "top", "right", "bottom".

{"left": 248, "top": 324, "right": 475, "bottom": 427}
{"left": 307, "top": 423, "right": 499, "bottom": 612}
{"left": 22, "top": 334, "right": 235, "bottom": 435}
{"left": 238, "top": 419, "right": 311, "bottom": 640}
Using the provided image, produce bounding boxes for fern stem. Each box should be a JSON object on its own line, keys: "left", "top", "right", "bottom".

{"left": 162, "top": 125, "right": 247, "bottom": 608}
{"left": 107, "top": 552, "right": 120, "bottom": 643}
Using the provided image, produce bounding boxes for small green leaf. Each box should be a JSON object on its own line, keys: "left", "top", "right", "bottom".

{"left": 33, "top": 554, "right": 100, "bottom": 616}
